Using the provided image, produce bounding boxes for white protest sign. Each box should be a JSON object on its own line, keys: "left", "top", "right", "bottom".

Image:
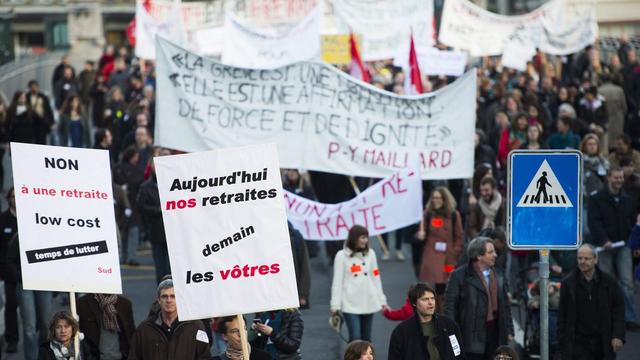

{"left": 285, "top": 167, "right": 422, "bottom": 240}
{"left": 325, "top": 0, "right": 435, "bottom": 61}
{"left": 154, "top": 143, "right": 298, "bottom": 320}
{"left": 135, "top": 0, "right": 187, "bottom": 59}
{"left": 155, "top": 37, "right": 477, "bottom": 180}
{"left": 394, "top": 46, "right": 467, "bottom": 77}
{"left": 221, "top": 7, "right": 321, "bottom": 69}
{"left": 439, "top": 0, "right": 597, "bottom": 57}
{"left": 11, "top": 143, "right": 121, "bottom": 293}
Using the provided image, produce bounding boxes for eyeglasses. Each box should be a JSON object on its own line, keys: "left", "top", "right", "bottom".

{"left": 495, "top": 355, "right": 513, "bottom": 360}
{"left": 159, "top": 294, "right": 175, "bottom": 300}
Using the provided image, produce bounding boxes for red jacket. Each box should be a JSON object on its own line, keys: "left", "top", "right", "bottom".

{"left": 383, "top": 297, "right": 414, "bottom": 321}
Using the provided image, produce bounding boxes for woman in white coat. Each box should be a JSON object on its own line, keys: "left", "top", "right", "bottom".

{"left": 330, "top": 225, "right": 388, "bottom": 342}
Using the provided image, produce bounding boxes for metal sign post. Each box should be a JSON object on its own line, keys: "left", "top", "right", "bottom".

{"left": 507, "top": 150, "right": 582, "bottom": 360}
{"left": 539, "top": 249, "right": 549, "bottom": 360}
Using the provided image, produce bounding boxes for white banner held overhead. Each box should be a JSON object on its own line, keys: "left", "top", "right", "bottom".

{"left": 11, "top": 143, "right": 122, "bottom": 294}
{"left": 394, "top": 47, "right": 468, "bottom": 77}
{"left": 326, "top": 0, "right": 435, "bottom": 61}
{"left": 135, "top": 0, "right": 187, "bottom": 59}
{"left": 155, "top": 37, "right": 477, "bottom": 180}
{"left": 154, "top": 143, "right": 298, "bottom": 320}
{"left": 221, "top": 7, "right": 321, "bottom": 69}
{"left": 439, "top": 0, "right": 597, "bottom": 57}
{"left": 286, "top": 167, "right": 422, "bottom": 240}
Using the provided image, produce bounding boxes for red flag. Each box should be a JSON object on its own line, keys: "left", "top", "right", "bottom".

{"left": 349, "top": 33, "right": 370, "bottom": 83}
{"left": 407, "top": 34, "right": 424, "bottom": 94}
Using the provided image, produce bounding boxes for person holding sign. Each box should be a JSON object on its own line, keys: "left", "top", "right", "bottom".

{"left": 128, "top": 279, "right": 210, "bottom": 360}
{"left": 213, "top": 316, "right": 271, "bottom": 360}
{"left": 330, "top": 225, "right": 388, "bottom": 342}
{"left": 37, "top": 310, "right": 94, "bottom": 360}
{"left": 249, "top": 309, "right": 304, "bottom": 359}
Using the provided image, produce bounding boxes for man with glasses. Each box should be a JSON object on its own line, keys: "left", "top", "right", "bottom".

{"left": 558, "top": 244, "right": 625, "bottom": 360}
{"left": 212, "top": 316, "right": 271, "bottom": 360}
{"left": 128, "top": 279, "right": 210, "bottom": 359}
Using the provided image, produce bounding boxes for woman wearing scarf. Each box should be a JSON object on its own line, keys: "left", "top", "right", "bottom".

{"left": 249, "top": 309, "right": 303, "bottom": 359}
{"left": 38, "top": 311, "right": 95, "bottom": 360}
{"left": 77, "top": 293, "right": 136, "bottom": 359}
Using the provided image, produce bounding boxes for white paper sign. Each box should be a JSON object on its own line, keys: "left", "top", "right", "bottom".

{"left": 135, "top": 0, "right": 187, "bottom": 59}
{"left": 154, "top": 143, "right": 298, "bottom": 320}
{"left": 394, "top": 47, "right": 468, "bottom": 76}
{"left": 11, "top": 143, "right": 122, "bottom": 293}
{"left": 155, "top": 37, "right": 477, "bottom": 180}
{"left": 325, "top": 0, "right": 435, "bottom": 61}
{"left": 285, "top": 167, "right": 422, "bottom": 240}
{"left": 439, "top": 0, "right": 597, "bottom": 57}
{"left": 221, "top": 7, "right": 321, "bottom": 69}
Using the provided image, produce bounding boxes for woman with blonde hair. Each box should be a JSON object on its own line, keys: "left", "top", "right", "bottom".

{"left": 38, "top": 311, "right": 94, "bottom": 360}
{"left": 415, "top": 187, "right": 463, "bottom": 304}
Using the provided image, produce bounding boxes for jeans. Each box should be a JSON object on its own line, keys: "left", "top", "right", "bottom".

{"left": 598, "top": 246, "right": 637, "bottom": 322}
{"left": 122, "top": 225, "right": 140, "bottom": 263}
{"left": 152, "top": 241, "right": 172, "bottom": 283}
{"left": 16, "top": 285, "right": 52, "bottom": 360}
{"left": 342, "top": 313, "right": 374, "bottom": 342}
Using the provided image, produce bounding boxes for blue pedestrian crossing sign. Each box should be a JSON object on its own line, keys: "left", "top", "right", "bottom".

{"left": 508, "top": 150, "right": 582, "bottom": 249}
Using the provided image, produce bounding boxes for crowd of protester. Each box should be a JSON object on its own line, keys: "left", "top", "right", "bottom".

{"left": 0, "top": 33, "right": 638, "bottom": 359}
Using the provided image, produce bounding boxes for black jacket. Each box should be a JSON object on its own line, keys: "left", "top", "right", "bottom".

{"left": 77, "top": 294, "right": 136, "bottom": 359}
{"left": 38, "top": 340, "right": 95, "bottom": 360}
{"left": 0, "top": 209, "right": 17, "bottom": 281}
{"left": 136, "top": 176, "right": 166, "bottom": 244}
{"left": 587, "top": 187, "right": 635, "bottom": 246}
{"left": 250, "top": 310, "right": 303, "bottom": 360}
{"left": 558, "top": 267, "right": 625, "bottom": 360}
{"left": 388, "top": 314, "right": 465, "bottom": 360}
{"left": 444, "top": 264, "right": 513, "bottom": 355}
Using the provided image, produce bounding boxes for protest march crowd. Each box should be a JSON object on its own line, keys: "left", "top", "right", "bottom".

{"left": 1, "top": 1, "right": 640, "bottom": 360}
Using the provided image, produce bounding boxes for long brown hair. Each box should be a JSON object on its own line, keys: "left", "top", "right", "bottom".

{"left": 425, "top": 186, "right": 457, "bottom": 217}
{"left": 344, "top": 340, "right": 375, "bottom": 360}
{"left": 47, "top": 311, "right": 79, "bottom": 342}
{"left": 345, "top": 225, "right": 369, "bottom": 256}
{"left": 60, "top": 94, "right": 84, "bottom": 116}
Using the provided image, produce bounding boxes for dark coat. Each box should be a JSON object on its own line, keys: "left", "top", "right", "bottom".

{"left": 77, "top": 294, "right": 136, "bottom": 359}
{"left": 288, "top": 223, "right": 311, "bottom": 302}
{"left": 558, "top": 267, "right": 625, "bottom": 360}
{"left": 444, "top": 264, "right": 514, "bottom": 355}
{"left": 128, "top": 314, "right": 210, "bottom": 360}
{"left": 251, "top": 310, "right": 303, "bottom": 360}
{"left": 136, "top": 176, "right": 166, "bottom": 244}
{"left": 0, "top": 209, "right": 17, "bottom": 281}
{"left": 37, "top": 340, "right": 94, "bottom": 360}
{"left": 587, "top": 187, "right": 635, "bottom": 246}
{"left": 388, "top": 314, "right": 465, "bottom": 360}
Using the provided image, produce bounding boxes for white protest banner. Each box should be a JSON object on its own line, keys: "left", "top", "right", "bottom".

{"left": 439, "top": 0, "right": 597, "bottom": 57}
{"left": 135, "top": 0, "right": 187, "bottom": 59}
{"left": 221, "top": 7, "right": 321, "bottom": 69}
{"left": 286, "top": 167, "right": 422, "bottom": 240}
{"left": 155, "top": 37, "right": 476, "bottom": 180}
{"left": 394, "top": 46, "right": 468, "bottom": 77}
{"left": 154, "top": 143, "right": 299, "bottom": 320}
{"left": 11, "top": 143, "right": 121, "bottom": 293}
{"left": 326, "top": 0, "right": 435, "bottom": 61}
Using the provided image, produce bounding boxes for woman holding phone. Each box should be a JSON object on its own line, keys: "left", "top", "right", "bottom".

{"left": 250, "top": 309, "right": 303, "bottom": 360}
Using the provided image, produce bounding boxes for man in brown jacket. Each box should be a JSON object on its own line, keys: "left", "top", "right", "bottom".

{"left": 128, "top": 279, "right": 210, "bottom": 359}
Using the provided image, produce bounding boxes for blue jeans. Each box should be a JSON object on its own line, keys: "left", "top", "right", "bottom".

{"left": 152, "top": 241, "right": 171, "bottom": 283}
{"left": 342, "top": 313, "right": 374, "bottom": 342}
{"left": 598, "top": 246, "right": 637, "bottom": 322}
{"left": 16, "top": 285, "right": 52, "bottom": 360}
